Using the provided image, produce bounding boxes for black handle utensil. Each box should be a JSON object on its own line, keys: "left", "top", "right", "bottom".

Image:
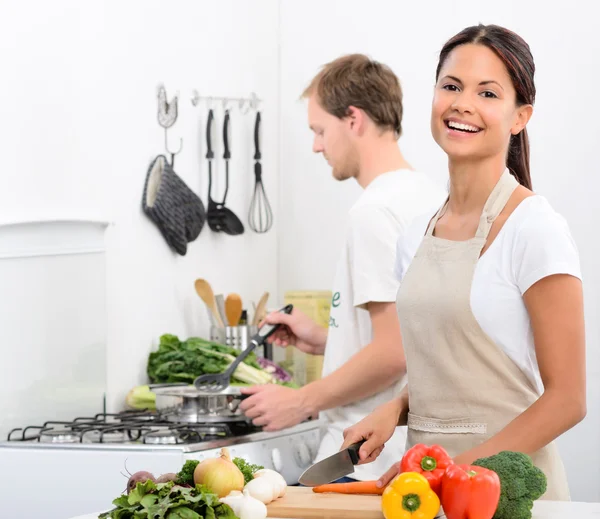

{"left": 193, "top": 304, "right": 293, "bottom": 392}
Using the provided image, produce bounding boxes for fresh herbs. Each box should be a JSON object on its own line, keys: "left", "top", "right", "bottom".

{"left": 98, "top": 479, "right": 238, "bottom": 519}
{"left": 175, "top": 460, "right": 200, "bottom": 486}
{"left": 233, "top": 457, "right": 264, "bottom": 485}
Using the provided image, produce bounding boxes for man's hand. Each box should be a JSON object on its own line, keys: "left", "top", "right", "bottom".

{"left": 239, "top": 385, "right": 315, "bottom": 432}
{"left": 263, "top": 308, "right": 327, "bottom": 356}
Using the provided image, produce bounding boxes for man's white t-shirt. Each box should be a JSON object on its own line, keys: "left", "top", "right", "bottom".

{"left": 315, "top": 169, "right": 447, "bottom": 481}
{"left": 394, "top": 195, "right": 582, "bottom": 394}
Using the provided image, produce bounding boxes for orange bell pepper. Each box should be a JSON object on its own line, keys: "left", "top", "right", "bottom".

{"left": 400, "top": 444, "right": 454, "bottom": 495}
{"left": 440, "top": 464, "right": 500, "bottom": 519}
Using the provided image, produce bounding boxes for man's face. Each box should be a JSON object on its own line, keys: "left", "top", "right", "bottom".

{"left": 307, "top": 95, "right": 359, "bottom": 181}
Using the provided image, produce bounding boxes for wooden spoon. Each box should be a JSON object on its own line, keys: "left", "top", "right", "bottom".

{"left": 194, "top": 279, "right": 224, "bottom": 328}
{"left": 225, "top": 293, "right": 243, "bottom": 326}
{"left": 252, "top": 292, "right": 270, "bottom": 326}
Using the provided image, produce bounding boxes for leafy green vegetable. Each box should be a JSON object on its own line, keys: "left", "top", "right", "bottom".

{"left": 98, "top": 480, "right": 238, "bottom": 519}
{"left": 147, "top": 334, "right": 292, "bottom": 386}
{"left": 472, "top": 451, "right": 547, "bottom": 519}
{"left": 233, "top": 457, "right": 264, "bottom": 485}
{"left": 176, "top": 460, "right": 200, "bottom": 486}
{"left": 126, "top": 385, "right": 157, "bottom": 410}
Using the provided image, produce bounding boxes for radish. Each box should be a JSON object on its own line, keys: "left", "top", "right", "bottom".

{"left": 127, "top": 471, "right": 156, "bottom": 493}
{"left": 156, "top": 473, "right": 178, "bottom": 483}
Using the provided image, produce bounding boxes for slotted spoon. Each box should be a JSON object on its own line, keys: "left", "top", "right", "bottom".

{"left": 194, "top": 304, "right": 293, "bottom": 392}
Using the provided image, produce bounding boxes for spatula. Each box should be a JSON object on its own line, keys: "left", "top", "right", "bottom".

{"left": 225, "top": 293, "right": 243, "bottom": 326}
{"left": 194, "top": 304, "right": 293, "bottom": 392}
{"left": 194, "top": 278, "right": 224, "bottom": 328}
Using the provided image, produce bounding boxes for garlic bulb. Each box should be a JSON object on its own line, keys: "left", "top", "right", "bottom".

{"left": 253, "top": 469, "right": 287, "bottom": 498}
{"left": 220, "top": 491, "right": 244, "bottom": 515}
{"left": 221, "top": 489, "right": 267, "bottom": 519}
{"left": 244, "top": 477, "right": 277, "bottom": 504}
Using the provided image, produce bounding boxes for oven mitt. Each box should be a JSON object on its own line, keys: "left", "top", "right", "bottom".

{"left": 142, "top": 155, "right": 206, "bottom": 255}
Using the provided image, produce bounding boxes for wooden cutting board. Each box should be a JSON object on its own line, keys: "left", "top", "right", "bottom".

{"left": 266, "top": 487, "right": 384, "bottom": 519}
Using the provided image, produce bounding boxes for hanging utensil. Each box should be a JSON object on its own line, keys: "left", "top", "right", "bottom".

{"left": 194, "top": 278, "right": 225, "bottom": 328}
{"left": 205, "top": 109, "right": 245, "bottom": 235}
{"left": 194, "top": 304, "right": 293, "bottom": 392}
{"left": 248, "top": 111, "right": 273, "bottom": 233}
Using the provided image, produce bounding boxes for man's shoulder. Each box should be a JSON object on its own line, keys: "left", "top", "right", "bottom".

{"left": 351, "top": 169, "right": 447, "bottom": 224}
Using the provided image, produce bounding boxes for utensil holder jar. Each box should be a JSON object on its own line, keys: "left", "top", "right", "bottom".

{"left": 210, "top": 325, "right": 259, "bottom": 351}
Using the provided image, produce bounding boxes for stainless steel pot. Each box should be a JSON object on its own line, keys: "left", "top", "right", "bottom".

{"left": 153, "top": 385, "right": 250, "bottom": 423}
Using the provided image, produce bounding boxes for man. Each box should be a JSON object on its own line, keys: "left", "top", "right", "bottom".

{"left": 240, "top": 54, "right": 447, "bottom": 481}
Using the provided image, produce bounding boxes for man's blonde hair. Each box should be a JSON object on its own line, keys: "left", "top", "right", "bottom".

{"left": 302, "top": 53, "right": 404, "bottom": 137}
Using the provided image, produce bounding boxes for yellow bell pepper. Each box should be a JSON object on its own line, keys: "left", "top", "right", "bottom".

{"left": 381, "top": 472, "right": 440, "bottom": 519}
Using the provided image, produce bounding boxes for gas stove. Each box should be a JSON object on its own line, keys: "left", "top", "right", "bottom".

{"left": 0, "top": 410, "right": 323, "bottom": 519}
{"left": 6, "top": 409, "right": 262, "bottom": 447}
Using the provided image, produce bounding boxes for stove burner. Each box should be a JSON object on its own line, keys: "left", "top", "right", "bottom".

{"left": 142, "top": 424, "right": 231, "bottom": 445}
{"left": 39, "top": 430, "right": 80, "bottom": 444}
{"left": 83, "top": 430, "right": 129, "bottom": 444}
{"left": 144, "top": 430, "right": 181, "bottom": 445}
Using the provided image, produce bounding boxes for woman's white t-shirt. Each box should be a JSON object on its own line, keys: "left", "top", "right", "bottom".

{"left": 394, "top": 195, "right": 582, "bottom": 393}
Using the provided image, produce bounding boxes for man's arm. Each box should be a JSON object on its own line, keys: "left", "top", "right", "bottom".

{"left": 299, "top": 301, "right": 406, "bottom": 415}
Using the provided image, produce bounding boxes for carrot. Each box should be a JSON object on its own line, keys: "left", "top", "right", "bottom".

{"left": 312, "top": 481, "right": 385, "bottom": 495}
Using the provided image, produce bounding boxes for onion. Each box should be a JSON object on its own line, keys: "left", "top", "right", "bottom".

{"left": 194, "top": 447, "right": 245, "bottom": 497}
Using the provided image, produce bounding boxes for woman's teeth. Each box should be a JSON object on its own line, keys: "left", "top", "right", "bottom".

{"left": 447, "top": 121, "right": 480, "bottom": 133}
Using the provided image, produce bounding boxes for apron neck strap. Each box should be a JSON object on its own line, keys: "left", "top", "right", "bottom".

{"left": 475, "top": 169, "right": 519, "bottom": 239}
{"left": 425, "top": 169, "right": 519, "bottom": 238}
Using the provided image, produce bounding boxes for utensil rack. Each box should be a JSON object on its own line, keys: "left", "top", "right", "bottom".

{"left": 190, "top": 90, "right": 261, "bottom": 114}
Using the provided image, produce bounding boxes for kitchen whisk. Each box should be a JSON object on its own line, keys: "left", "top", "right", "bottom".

{"left": 248, "top": 111, "right": 273, "bottom": 233}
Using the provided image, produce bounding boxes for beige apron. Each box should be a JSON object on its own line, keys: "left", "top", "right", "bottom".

{"left": 396, "top": 169, "right": 570, "bottom": 500}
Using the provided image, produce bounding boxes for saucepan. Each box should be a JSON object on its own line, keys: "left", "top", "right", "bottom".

{"left": 153, "top": 385, "right": 250, "bottom": 423}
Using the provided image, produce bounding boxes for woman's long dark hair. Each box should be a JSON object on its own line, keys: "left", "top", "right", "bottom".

{"left": 436, "top": 24, "right": 535, "bottom": 190}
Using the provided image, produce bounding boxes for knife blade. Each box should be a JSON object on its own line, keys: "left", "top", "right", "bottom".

{"left": 298, "top": 440, "right": 365, "bottom": 486}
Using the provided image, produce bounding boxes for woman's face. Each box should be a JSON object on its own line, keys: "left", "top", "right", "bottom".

{"left": 431, "top": 43, "right": 531, "bottom": 163}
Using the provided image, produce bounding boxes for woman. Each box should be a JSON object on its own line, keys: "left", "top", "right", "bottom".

{"left": 341, "top": 24, "right": 586, "bottom": 500}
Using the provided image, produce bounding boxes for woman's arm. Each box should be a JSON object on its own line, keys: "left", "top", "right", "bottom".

{"left": 455, "top": 273, "right": 586, "bottom": 464}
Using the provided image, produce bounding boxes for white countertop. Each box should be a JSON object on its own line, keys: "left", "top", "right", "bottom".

{"left": 69, "top": 500, "right": 600, "bottom": 519}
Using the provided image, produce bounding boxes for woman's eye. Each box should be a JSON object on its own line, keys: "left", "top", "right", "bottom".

{"left": 481, "top": 91, "right": 498, "bottom": 99}
{"left": 442, "top": 84, "right": 459, "bottom": 92}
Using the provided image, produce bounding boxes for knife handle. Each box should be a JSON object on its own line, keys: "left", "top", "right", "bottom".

{"left": 347, "top": 440, "right": 366, "bottom": 465}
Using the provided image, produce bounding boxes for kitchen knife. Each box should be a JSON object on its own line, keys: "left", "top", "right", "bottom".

{"left": 298, "top": 440, "right": 365, "bottom": 486}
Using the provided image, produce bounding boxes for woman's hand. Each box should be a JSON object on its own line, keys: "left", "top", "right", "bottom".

{"left": 340, "top": 397, "right": 404, "bottom": 466}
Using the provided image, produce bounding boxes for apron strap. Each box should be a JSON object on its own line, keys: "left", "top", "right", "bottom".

{"left": 426, "top": 170, "right": 518, "bottom": 238}
{"left": 475, "top": 169, "right": 519, "bottom": 239}
{"left": 425, "top": 199, "right": 449, "bottom": 236}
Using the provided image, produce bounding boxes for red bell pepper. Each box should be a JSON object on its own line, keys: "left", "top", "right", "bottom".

{"left": 400, "top": 444, "right": 453, "bottom": 495}
{"left": 441, "top": 464, "right": 500, "bottom": 519}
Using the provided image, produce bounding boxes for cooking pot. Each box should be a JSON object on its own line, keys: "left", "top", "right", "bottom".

{"left": 153, "top": 385, "right": 250, "bottom": 423}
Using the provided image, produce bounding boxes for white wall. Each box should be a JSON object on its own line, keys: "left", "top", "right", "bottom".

{"left": 279, "top": 0, "right": 600, "bottom": 502}
{"left": 0, "top": 0, "right": 281, "bottom": 413}
{"left": 1, "top": 0, "right": 598, "bottom": 502}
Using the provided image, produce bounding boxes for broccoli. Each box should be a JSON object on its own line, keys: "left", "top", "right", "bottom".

{"left": 176, "top": 459, "right": 200, "bottom": 485}
{"left": 233, "top": 457, "right": 264, "bottom": 485}
{"left": 472, "top": 451, "right": 547, "bottom": 519}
